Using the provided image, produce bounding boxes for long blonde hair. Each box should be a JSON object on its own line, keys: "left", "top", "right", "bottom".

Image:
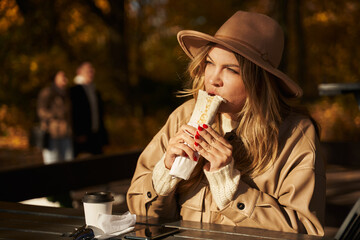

{"left": 178, "top": 44, "right": 297, "bottom": 179}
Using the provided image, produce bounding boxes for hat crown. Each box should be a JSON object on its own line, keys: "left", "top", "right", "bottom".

{"left": 215, "top": 11, "right": 284, "bottom": 68}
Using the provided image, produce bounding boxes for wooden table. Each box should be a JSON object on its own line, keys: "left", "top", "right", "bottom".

{"left": 0, "top": 201, "right": 333, "bottom": 239}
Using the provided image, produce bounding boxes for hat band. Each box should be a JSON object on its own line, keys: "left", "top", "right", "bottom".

{"left": 215, "top": 34, "right": 276, "bottom": 68}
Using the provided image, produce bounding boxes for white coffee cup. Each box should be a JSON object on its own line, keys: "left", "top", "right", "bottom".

{"left": 82, "top": 191, "right": 114, "bottom": 227}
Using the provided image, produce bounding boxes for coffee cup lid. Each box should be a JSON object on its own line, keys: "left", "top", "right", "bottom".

{"left": 82, "top": 191, "right": 114, "bottom": 203}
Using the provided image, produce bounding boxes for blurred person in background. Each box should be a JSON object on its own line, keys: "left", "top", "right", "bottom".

{"left": 70, "top": 62, "right": 108, "bottom": 157}
{"left": 37, "top": 70, "right": 73, "bottom": 164}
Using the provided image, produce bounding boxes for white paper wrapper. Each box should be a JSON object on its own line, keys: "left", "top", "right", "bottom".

{"left": 91, "top": 212, "right": 136, "bottom": 239}
{"left": 169, "top": 90, "right": 224, "bottom": 180}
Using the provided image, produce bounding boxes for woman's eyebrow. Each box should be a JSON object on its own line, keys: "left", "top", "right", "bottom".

{"left": 224, "top": 64, "right": 240, "bottom": 68}
{"left": 206, "top": 55, "right": 213, "bottom": 61}
{"left": 207, "top": 54, "right": 240, "bottom": 68}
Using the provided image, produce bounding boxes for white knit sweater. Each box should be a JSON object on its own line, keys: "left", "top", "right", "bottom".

{"left": 152, "top": 114, "right": 241, "bottom": 210}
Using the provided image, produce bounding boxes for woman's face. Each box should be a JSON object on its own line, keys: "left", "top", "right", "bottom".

{"left": 204, "top": 45, "right": 247, "bottom": 119}
{"left": 55, "top": 71, "right": 68, "bottom": 89}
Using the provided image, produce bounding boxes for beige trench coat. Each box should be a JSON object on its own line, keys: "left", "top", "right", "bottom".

{"left": 127, "top": 99, "right": 326, "bottom": 236}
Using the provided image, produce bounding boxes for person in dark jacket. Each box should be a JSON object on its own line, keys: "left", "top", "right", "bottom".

{"left": 37, "top": 70, "right": 73, "bottom": 164}
{"left": 70, "top": 62, "right": 108, "bottom": 157}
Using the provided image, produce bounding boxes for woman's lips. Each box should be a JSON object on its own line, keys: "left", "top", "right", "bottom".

{"left": 207, "top": 91, "right": 216, "bottom": 96}
{"left": 207, "top": 91, "right": 228, "bottom": 103}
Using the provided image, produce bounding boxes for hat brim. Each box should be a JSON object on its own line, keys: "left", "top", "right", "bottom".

{"left": 177, "top": 30, "right": 303, "bottom": 98}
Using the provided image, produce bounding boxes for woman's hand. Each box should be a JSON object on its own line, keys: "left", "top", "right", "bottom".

{"left": 164, "top": 124, "right": 197, "bottom": 169}
{"left": 194, "top": 124, "right": 233, "bottom": 171}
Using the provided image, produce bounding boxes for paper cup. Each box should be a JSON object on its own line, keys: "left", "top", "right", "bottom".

{"left": 82, "top": 191, "right": 114, "bottom": 227}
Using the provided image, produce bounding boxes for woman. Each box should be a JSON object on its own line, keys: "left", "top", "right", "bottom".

{"left": 127, "top": 11, "right": 325, "bottom": 236}
{"left": 37, "top": 71, "right": 73, "bottom": 164}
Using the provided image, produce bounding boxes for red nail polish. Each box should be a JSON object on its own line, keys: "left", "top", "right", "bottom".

{"left": 203, "top": 124, "right": 208, "bottom": 129}
{"left": 195, "top": 134, "right": 200, "bottom": 139}
{"left": 198, "top": 126, "right": 203, "bottom": 131}
{"left": 194, "top": 156, "right": 198, "bottom": 161}
{"left": 194, "top": 142, "right": 199, "bottom": 146}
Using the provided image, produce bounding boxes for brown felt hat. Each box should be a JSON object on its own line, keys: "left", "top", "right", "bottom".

{"left": 177, "top": 10, "right": 303, "bottom": 98}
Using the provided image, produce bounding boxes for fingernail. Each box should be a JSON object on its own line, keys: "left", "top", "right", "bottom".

{"left": 203, "top": 124, "right": 208, "bottom": 129}
{"left": 195, "top": 134, "right": 200, "bottom": 139}
{"left": 184, "top": 153, "right": 188, "bottom": 157}
{"left": 198, "top": 126, "right": 203, "bottom": 131}
{"left": 194, "top": 156, "right": 198, "bottom": 161}
{"left": 194, "top": 142, "right": 199, "bottom": 146}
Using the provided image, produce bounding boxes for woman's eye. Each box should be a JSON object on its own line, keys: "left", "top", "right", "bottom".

{"left": 227, "top": 68, "right": 239, "bottom": 74}
{"left": 205, "top": 60, "right": 213, "bottom": 65}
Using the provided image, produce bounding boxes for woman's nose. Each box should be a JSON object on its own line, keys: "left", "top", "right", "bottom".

{"left": 208, "top": 70, "right": 223, "bottom": 87}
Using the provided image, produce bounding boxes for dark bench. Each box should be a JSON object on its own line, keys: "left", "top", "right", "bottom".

{"left": 0, "top": 150, "right": 142, "bottom": 202}
{"left": 1, "top": 141, "right": 359, "bottom": 202}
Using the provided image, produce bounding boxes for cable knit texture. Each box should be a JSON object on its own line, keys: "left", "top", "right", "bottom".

{"left": 152, "top": 154, "right": 182, "bottom": 195}
{"left": 204, "top": 159, "right": 241, "bottom": 210}
{"left": 221, "top": 114, "right": 239, "bottom": 133}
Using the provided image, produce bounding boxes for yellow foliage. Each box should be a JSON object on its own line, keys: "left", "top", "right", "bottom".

{"left": 309, "top": 96, "right": 360, "bottom": 141}
{"left": 103, "top": 112, "right": 168, "bottom": 154}
{"left": 314, "top": 12, "right": 334, "bottom": 23}
{"left": 65, "top": 7, "right": 109, "bottom": 47}
{"left": 0, "top": 105, "right": 28, "bottom": 149}
{"left": 30, "top": 61, "right": 38, "bottom": 72}
{"left": 67, "top": 9, "right": 83, "bottom": 35}
{"left": 0, "top": 0, "right": 23, "bottom": 32}
{"left": 94, "top": 0, "right": 110, "bottom": 14}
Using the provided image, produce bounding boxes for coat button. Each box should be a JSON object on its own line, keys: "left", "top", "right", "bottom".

{"left": 237, "top": 202, "right": 245, "bottom": 210}
{"left": 147, "top": 191, "right": 152, "bottom": 198}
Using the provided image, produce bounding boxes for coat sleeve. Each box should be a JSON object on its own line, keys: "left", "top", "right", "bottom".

{"left": 126, "top": 101, "right": 192, "bottom": 219}
{"left": 220, "top": 119, "right": 326, "bottom": 236}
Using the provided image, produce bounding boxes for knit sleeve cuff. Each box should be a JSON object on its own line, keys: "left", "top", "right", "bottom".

{"left": 204, "top": 158, "right": 241, "bottom": 210}
{"left": 152, "top": 154, "right": 182, "bottom": 196}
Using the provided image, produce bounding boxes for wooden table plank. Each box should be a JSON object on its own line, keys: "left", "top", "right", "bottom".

{"left": 173, "top": 229, "right": 263, "bottom": 239}
{"left": 0, "top": 230, "right": 65, "bottom": 240}
{"left": 0, "top": 202, "right": 84, "bottom": 239}
{"left": 0, "top": 217, "right": 77, "bottom": 235}
{"left": 166, "top": 220, "right": 331, "bottom": 240}
{"left": 0, "top": 201, "right": 83, "bottom": 218}
{"left": 0, "top": 212, "right": 84, "bottom": 227}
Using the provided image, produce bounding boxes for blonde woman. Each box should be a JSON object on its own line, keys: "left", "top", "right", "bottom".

{"left": 127, "top": 11, "right": 325, "bottom": 236}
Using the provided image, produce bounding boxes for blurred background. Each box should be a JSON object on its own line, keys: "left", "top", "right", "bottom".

{"left": 1, "top": 0, "right": 360, "bottom": 165}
